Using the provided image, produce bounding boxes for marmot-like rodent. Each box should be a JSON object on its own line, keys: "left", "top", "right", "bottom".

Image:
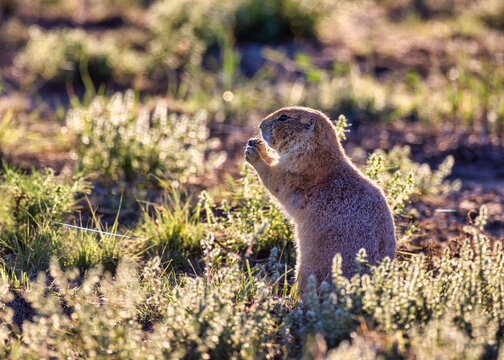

{"left": 245, "top": 106, "right": 396, "bottom": 287}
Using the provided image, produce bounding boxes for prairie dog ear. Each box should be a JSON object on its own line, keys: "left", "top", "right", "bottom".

{"left": 302, "top": 117, "right": 316, "bottom": 130}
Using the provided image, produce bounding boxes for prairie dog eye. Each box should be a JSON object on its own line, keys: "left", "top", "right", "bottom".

{"left": 278, "top": 114, "right": 289, "bottom": 121}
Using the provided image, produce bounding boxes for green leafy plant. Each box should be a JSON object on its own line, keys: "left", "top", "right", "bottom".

{"left": 0, "top": 165, "right": 89, "bottom": 231}
{"left": 16, "top": 26, "right": 148, "bottom": 84}
{"left": 0, "top": 165, "right": 90, "bottom": 275}
{"left": 287, "top": 206, "right": 504, "bottom": 358}
{"left": 0, "top": 207, "right": 500, "bottom": 359}
{"left": 200, "top": 164, "right": 295, "bottom": 269}
{"left": 147, "top": 0, "right": 332, "bottom": 74}
{"left": 233, "top": 0, "right": 329, "bottom": 43}
{"left": 366, "top": 145, "right": 460, "bottom": 216}
{"left": 66, "top": 90, "right": 226, "bottom": 184}
{"left": 0, "top": 258, "right": 283, "bottom": 359}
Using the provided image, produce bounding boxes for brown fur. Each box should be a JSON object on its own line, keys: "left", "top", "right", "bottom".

{"left": 245, "top": 106, "right": 396, "bottom": 288}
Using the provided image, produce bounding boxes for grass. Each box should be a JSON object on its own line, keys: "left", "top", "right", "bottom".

{"left": 134, "top": 189, "right": 205, "bottom": 270}
{"left": 0, "top": 120, "right": 465, "bottom": 357}
{"left": 15, "top": 27, "right": 148, "bottom": 85}
{"left": 0, "top": 195, "right": 500, "bottom": 358}
{"left": 0, "top": 0, "right": 503, "bottom": 358}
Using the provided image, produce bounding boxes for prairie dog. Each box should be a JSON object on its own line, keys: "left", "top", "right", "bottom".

{"left": 245, "top": 106, "right": 395, "bottom": 288}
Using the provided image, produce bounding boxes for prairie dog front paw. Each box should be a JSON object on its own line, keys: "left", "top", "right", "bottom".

{"left": 245, "top": 138, "right": 263, "bottom": 164}
{"left": 248, "top": 138, "right": 267, "bottom": 154}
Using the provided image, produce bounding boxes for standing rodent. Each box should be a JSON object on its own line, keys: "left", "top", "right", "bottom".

{"left": 245, "top": 106, "right": 396, "bottom": 288}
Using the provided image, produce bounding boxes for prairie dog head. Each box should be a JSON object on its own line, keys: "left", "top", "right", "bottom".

{"left": 259, "top": 106, "right": 336, "bottom": 155}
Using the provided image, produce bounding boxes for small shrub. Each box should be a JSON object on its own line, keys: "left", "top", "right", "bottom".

{"left": 147, "top": 0, "right": 236, "bottom": 71}
{"left": 366, "top": 145, "right": 460, "bottom": 215}
{"left": 66, "top": 90, "right": 226, "bottom": 183}
{"left": 0, "top": 259, "right": 282, "bottom": 359}
{"left": 16, "top": 26, "right": 148, "bottom": 84}
{"left": 0, "top": 165, "right": 89, "bottom": 231}
{"left": 233, "top": 0, "right": 328, "bottom": 43}
{"left": 201, "top": 164, "right": 295, "bottom": 267}
{"left": 287, "top": 207, "right": 504, "bottom": 358}
{"left": 156, "top": 264, "right": 282, "bottom": 359}
{"left": 0, "top": 166, "right": 90, "bottom": 275}
{"left": 147, "top": 0, "right": 332, "bottom": 72}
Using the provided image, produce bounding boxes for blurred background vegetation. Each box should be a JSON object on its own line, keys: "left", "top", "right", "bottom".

{"left": 0, "top": 0, "right": 503, "bottom": 358}
{"left": 1, "top": 0, "right": 503, "bottom": 178}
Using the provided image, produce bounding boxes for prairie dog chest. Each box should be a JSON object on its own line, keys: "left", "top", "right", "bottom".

{"left": 284, "top": 191, "right": 305, "bottom": 214}
{"left": 281, "top": 186, "right": 321, "bottom": 220}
